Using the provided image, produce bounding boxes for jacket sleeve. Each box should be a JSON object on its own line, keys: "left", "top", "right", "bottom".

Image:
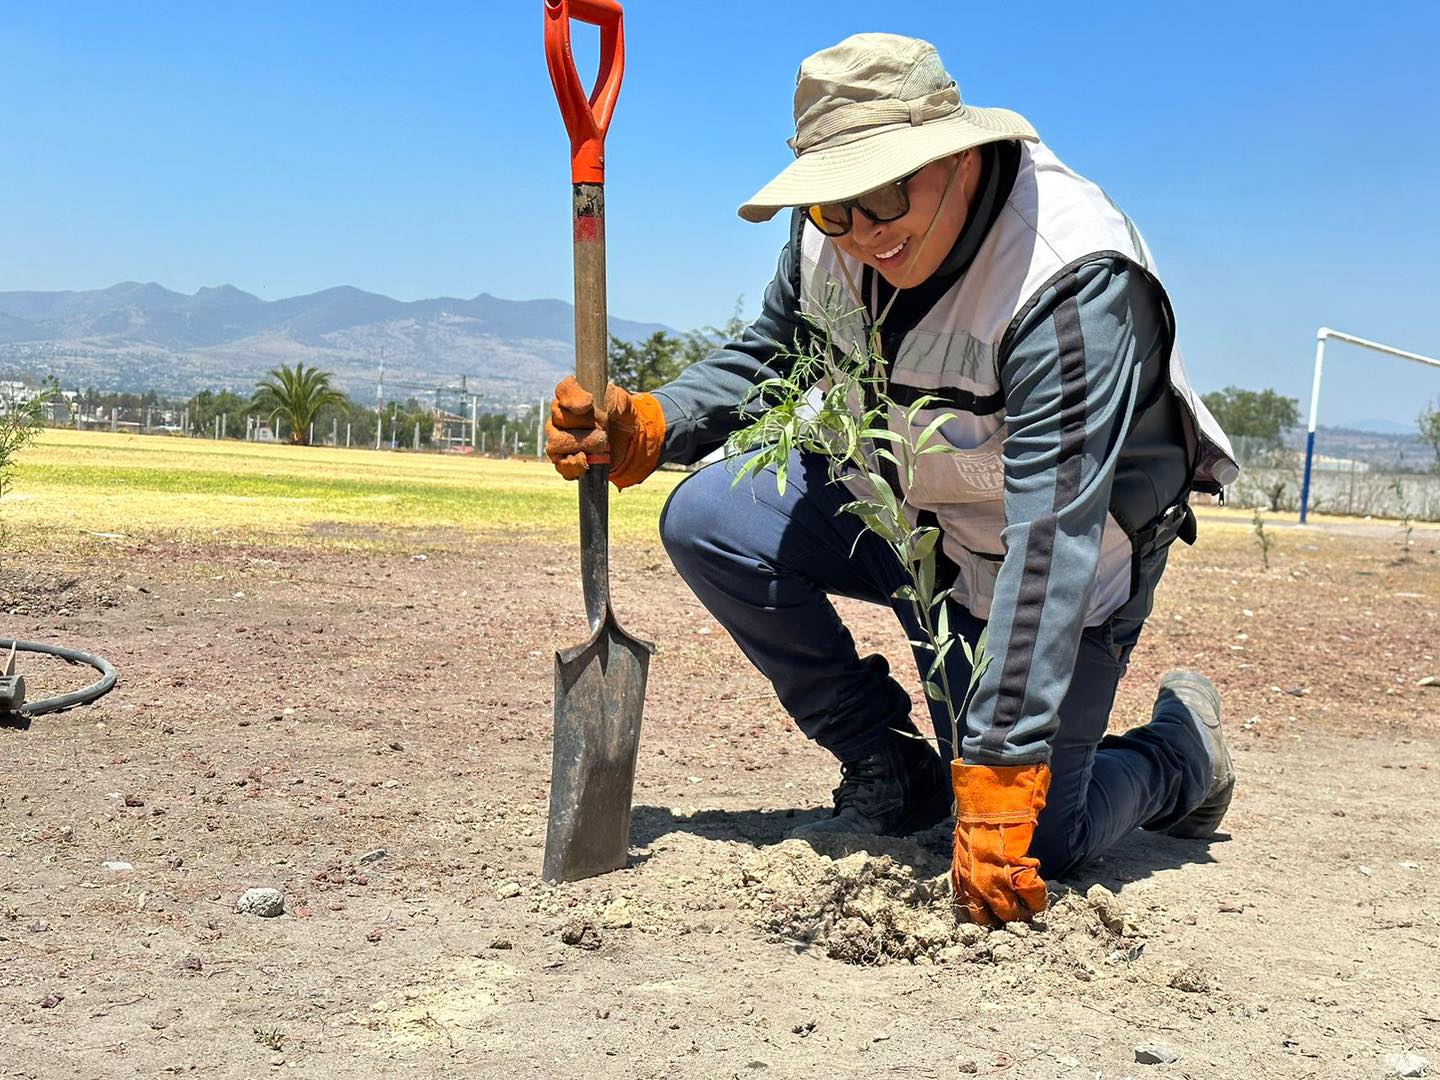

{"left": 960, "top": 257, "right": 1170, "bottom": 765}
{"left": 650, "top": 211, "right": 809, "bottom": 466}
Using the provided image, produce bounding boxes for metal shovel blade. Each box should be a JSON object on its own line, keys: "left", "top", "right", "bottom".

{"left": 544, "top": 608, "right": 651, "bottom": 882}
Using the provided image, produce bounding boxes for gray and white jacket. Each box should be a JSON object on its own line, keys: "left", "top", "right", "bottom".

{"left": 651, "top": 140, "right": 1237, "bottom": 766}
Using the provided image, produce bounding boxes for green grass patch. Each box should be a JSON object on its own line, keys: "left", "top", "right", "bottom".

{"left": 3, "top": 428, "right": 685, "bottom": 546}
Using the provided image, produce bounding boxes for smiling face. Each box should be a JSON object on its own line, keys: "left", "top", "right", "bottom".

{"left": 833, "top": 150, "right": 983, "bottom": 288}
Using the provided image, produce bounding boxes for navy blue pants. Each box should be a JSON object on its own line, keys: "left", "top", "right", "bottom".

{"left": 659, "top": 450, "right": 1211, "bottom": 877}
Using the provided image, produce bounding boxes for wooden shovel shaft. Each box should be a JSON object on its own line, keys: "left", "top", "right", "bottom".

{"left": 572, "top": 181, "right": 610, "bottom": 630}
{"left": 572, "top": 183, "right": 608, "bottom": 400}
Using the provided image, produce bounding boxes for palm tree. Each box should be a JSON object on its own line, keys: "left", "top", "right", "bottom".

{"left": 252, "top": 362, "right": 346, "bottom": 445}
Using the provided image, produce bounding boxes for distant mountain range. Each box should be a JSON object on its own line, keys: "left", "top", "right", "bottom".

{"left": 0, "top": 282, "right": 671, "bottom": 406}
{"left": 1336, "top": 417, "right": 1416, "bottom": 436}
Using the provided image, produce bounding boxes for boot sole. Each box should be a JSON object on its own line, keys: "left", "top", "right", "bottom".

{"left": 1156, "top": 671, "right": 1233, "bottom": 839}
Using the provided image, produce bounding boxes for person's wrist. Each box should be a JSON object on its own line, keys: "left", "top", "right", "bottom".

{"left": 610, "top": 392, "right": 666, "bottom": 488}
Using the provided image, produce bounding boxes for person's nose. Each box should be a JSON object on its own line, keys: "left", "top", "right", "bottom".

{"left": 849, "top": 209, "right": 885, "bottom": 248}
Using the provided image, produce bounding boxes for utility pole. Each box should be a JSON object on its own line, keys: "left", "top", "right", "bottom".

{"left": 221, "top": 414, "right": 227, "bottom": 440}
{"left": 375, "top": 347, "right": 386, "bottom": 451}
{"left": 345, "top": 422, "right": 351, "bottom": 448}
{"left": 536, "top": 399, "right": 545, "bottom": 460}
{"left": 413, "top": 421, "right": 420, "bottom": 451}
{"left": 471, "top": 397, "right": 478, "bottom": 450}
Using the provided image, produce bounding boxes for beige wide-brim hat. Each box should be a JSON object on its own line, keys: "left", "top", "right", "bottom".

{"left": 738, "top": 33, "right": 1038, "bottom": 223}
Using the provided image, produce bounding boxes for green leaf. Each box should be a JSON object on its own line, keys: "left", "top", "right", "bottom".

{"left": 912, "top": 528, "right": 940, "bottom": 562}
{"left": 926, "top": 637, "right": 955, "bottom": 678}
{"left": 913, "top": 411, "right": 955, "bottom": 452}
{"left": 858, "top": 427, "right": 904, "bottom": 444}
{"left": 916, "top": 553, "right": 935, "bottom": 603}
{"left": 923, "top": 680, "right": 946, "bottom": 701}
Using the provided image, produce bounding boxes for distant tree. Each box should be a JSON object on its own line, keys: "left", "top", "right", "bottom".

{"left": 608, "top": 331, "right": 689, "bottom": 393}
{"left": 1201, "top": 386, "right": 1300, "bottom": 450}
{"left": 185, "top": 388, "right": 251, "bottom": 439}
{"left": 1419, "top": 400, "right": 1440, "bottom": 473}
{"left": 606, "top": 296, "right": 752, "bottom": 394}
{"left": 252, "top": 363, "right": 346, "bottom": 446}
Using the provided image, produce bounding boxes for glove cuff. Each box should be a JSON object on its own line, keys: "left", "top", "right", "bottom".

{"left": 610, "top": 391, "right": 666, "bottom": 489}
{"left": 951, "top": 762, "right": 1051, "bottom": 825}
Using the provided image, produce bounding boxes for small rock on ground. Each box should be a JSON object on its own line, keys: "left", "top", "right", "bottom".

{"left": 1135, "top": 1043, "right": 1180, "bottom": 1065}
{"left": 235, "top": 888, "right": 285, "bottom": 917}
{"left": 1386, "top": 1052, "right": 1430, "bottom": 1078}
{"left": 601, "top": 900, "right": 633, "bottom": 929}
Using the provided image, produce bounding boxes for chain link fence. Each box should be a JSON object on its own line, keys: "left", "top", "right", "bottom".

{"left": 1226, "top": 435, "right": 1440, "bottom": 521}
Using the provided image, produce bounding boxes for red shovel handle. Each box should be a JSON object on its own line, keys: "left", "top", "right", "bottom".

{"left": 544, "top": 0, "right": 625, "bottom": 184}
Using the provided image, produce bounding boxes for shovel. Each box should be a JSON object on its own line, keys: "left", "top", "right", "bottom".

{"left": 542, "top": 0, "right": 653, "bottom": 883}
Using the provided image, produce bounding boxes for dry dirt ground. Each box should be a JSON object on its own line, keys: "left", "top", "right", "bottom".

{"left": 2, "top": 516, "right": 1438, "bottom": 1080}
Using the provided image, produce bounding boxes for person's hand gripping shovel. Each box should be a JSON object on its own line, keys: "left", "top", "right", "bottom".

{"left": 541, "top": 0, "right": 653, "bottom": 883}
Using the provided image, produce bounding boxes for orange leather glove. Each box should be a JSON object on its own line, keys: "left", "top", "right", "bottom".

{"left": 544, "top": 376, "right": 665, "bottom": 490}
{"left": 951, "top": 761, "right": 1051, "bottom": 926}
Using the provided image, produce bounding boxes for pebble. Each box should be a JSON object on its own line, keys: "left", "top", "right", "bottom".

{"left": 102, "top": 861, "right": 134, "bottom": 872}
{"left": 1417, "top": 676, "right": 1438, "bottom": 688}
{"left": 235, "top": 887, "right": 285, "bottom": 917}
{"left": 1085, "top": 884, "right": 1128, "bottom": 933}
{"left": 497, "top": 881, "right": 521, "bottom": 899}
{"left": 358, "top": 848, "right": 387, "bottom": 865}
{"left": 1135, "top": 1043, "right": 1180, "bottom": 1065}
{"left": 1386, "top": 1052, "right": 1430, "bottom": 1078}
{"left": 601, "top": 901, "right": 633, "bottom": 929}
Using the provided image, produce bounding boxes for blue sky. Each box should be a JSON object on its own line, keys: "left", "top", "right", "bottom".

{"left": 3, "top": 1, "right": 1438, "bottom": 423}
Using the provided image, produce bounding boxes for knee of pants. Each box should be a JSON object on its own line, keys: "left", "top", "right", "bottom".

{"left": 658, "top": 465, "right": 728, "bottom": 578}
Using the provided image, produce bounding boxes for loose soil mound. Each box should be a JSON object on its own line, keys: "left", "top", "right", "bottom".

{"left": 739, "top": 836, "right": 1140, "bottom": 973}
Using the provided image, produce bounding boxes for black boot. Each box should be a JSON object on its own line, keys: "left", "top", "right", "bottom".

{"left": 790, "top": 716, "right": 952, "bottom": 839}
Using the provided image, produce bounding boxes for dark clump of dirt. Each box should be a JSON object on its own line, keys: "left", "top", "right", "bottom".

{"left": 738, "top": 837, "right": 1139, "bottom": 972}
{"left": 0, "top": 567, "right": 117, "bottom": 617}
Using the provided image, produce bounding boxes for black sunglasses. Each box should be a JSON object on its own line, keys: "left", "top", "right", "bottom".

{"left": 806, "top": 169, "right": 920, "bottom": 237}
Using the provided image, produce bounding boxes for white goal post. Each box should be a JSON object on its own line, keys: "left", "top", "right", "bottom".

{"left": 1298, "top": 327, "right": 1440, "bottom": 524}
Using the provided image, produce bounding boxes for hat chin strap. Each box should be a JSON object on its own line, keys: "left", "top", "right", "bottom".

{"left": 832, "top": 153, "right": 967, "bottom": 332}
